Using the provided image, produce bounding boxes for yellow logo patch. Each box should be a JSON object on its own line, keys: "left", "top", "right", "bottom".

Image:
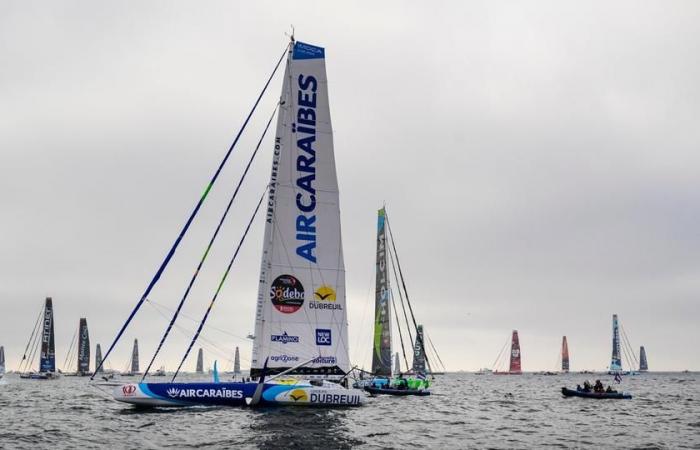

{"left": 314, "top": 285, "right": 336, "bottom": 302}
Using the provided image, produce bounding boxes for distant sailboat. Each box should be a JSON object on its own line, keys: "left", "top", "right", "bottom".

{"left": 412, "top": 325, "right": 427, "bottom": 375}
{"left": 639, "top": 346, "right": 648, "bottom": 372}
{"left": 393, "top": 352, "right": 400, "bottom": 375}
{"left": 561, "top": 336, "right": 570, "bottom": 373}
{"left": 495, "top": 330, "right": 522, "bottom": 375}
{"left": 121, "top": 339, "right": 140, "bottom": 376}
{"left": 0, "top": 346, "right": 5, "bottom": 379}
{"left": 609, "top": 314, "right": 623, "bottom": 374}
{"left": 196, "top": 348, "right": 204, "bottom": 374}
{"left": 77, "top": 318, "right": 91, "bottom": 376}
{"left": 20, "top": 297, "right": 59, "bottom": 380}
{"left": 233, "top": 346, "right": 241, "bottom": 380}
{"left": 109, "top": 38, "right": 364, "bottom": 407}
{"left": 95, "top": 344, "right": 103, "bottom": 373}
{"left": 371, "top": 207, "right": 392, "bottom": 379}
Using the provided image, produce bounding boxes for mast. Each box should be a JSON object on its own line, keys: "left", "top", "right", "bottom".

{"left": 39, "top": 297, "right": 56, "bottom": 373}
{"left": 77, "top": 318, "right": 90, "bottom": 375}
{"left": 509, "top": 330, "right": 521, "bottom": 374}
{"left": 411, "top": 325, "right": 427, "bottom": 375}
{"left": 561, "top": 336, "right": 569, "bottom": 373}
{"left": 639, "top": 346, "right": 648, "bottom": 372}
{"left": 371, "top": 207, "right": 392, "bottom": 376}
{"left": 95, "top": 344, "right": 103, "bottom": 373}
{"left": 610, "top": 314, "right": 622, "bottom": 372}
{"left": 196, "top": 348, "right": 204, "bottom": 373}
{"left": 131, "top": 339, "right": 139, "bottom": 374}
{"left": 251, "top": 40, "right": 349, "bottom": 379}
{"left": 233, "top": 346, "right": 241, "bottom": 377}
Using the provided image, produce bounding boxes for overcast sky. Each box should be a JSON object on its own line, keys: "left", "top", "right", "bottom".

{"left": 1, "top": 1, "right": 698, "bottom": 372}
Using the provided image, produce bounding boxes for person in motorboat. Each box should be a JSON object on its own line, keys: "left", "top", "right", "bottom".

{"left": 594, "top": 380, "right": 604, "bottom": 393}
{"left": 605, "top": 385, "right": 617, "bottom": 394}
{"left": 576, "top": 384, "right": 583, "bottom": 392}
{"left": 394, "top": 373, "right": 408, "bottom": 390}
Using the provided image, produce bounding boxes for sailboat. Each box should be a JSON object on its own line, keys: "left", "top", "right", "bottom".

{"left": 639, "top": 346, "right": 648, "bottom": 372}
{"left": 393, "top": 352, "right": 400, "bottom": 375}
{"left": 65, "top": 318, "right": 92, "bottom": 376}
{"left": 108, "top": 38, "right": 364, "bottom": 407}
{"left": 607, "top": 314, "right": 639, "bottom": 375}
{"left": 561, "top": 336, "right": 570, "bottom": 373}
{"left": 494, "top": 330, "right": 522, "bottom": 375}
{"left": 196, "top": 348, "right": 204, "bottom": 374}
{"left": 20, "top": 297, "right": 60, "bottom": 380}
{"left": 0, "top": 346, "right": 5, "bottom": 379}
{"left": 95, "top": 344, "right": 103, "bottom": 373}
{"left": 121, "top": 339, "right": 140, "bottom": 376}
{"left": 233, "top": 346, "right": 241, "bottom": 380}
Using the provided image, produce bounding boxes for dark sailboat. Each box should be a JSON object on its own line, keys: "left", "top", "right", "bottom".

{"left": 20, "top": 297, "right": 59, "bottom": 380}
{"left": 639, "top": 346, "right": 648, "bottom": 372}
{"left": 196, "top": 348, "right": 204, "bottom": 374}
{"left": 562, "top": 336, "right": 570, "bottom": 373}
{"left": 495, "top": 330, "right": 522, "bottom": 375}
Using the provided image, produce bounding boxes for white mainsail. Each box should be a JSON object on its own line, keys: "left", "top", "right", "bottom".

{"left": 251, "top": 41, "right": 348, "bottom": 379}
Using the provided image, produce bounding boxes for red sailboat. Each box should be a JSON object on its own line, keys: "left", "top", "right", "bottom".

{"left": 495, "top": 330, "right": 522, "bottom": 375}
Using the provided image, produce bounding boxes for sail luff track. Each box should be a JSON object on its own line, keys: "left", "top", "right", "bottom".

{"left": 141, "top": 105, "right": 278, "bottom": 380}
{"left": 92, "top": 45, "right": 288, "bottom": 379}
{"left": 172, "top": 186, "right": 267, "bottom": 381}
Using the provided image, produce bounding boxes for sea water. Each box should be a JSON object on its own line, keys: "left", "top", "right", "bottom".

{"left": 0, "top": 372, "right": 697, "bottom": 449}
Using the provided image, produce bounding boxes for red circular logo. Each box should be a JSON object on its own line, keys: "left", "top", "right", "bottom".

{"left": 122, "top": 384, "right": 137, "bottom": 395}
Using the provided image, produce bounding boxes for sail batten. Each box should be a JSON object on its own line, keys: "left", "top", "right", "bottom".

{"left": 251, "top": 41, "right": 349, "bottom": 379}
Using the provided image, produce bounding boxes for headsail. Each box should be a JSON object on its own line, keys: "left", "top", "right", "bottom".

{"left": 77, "top": 318, "right": 90, "bottom": 374}
{"left": 131, "top": 339, "right": 139, "bottom": 374}
{"left": 610, "top": 314, "right": 622, "bottom": 372}
{"left": 196, "top": 348, "right": 204, "bottom": 373}
{"left": 95, "top": 344, "right": 103, "bottom": 373}
{"left": 411, "top": 325, "right": 427, "bottom": 375}
{"left": 561, "top": 336, "right": 569, "bottom": 373}
{"left": 509, "top": 330, "right": 521, "bottom": 374}
{"left": 251, "top": 41, "right": 349, "bottom": 379}
{"left": 371, "top": 207, "right": 392, "bottom": 376}
{"left": 639, "top": 346, "right": 648, "bottom": 372}
{"left": 39, "top": 297, "right": 56, "bottom": 373}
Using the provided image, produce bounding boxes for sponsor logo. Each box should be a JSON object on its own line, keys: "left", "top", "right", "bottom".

{"left": 166, "top": 387, "right": 243, "bottom": 399}
{"left": 512, "top": 349, "right": 520, "bottom": 358}
{"left": 309, "top": 285, "right": 342, "bottom": 311}
{"left": 122, "top": 384, "right": 136, "bottom": 396}
{"left": 270, "top": 275, "right": 304, "bottom": 314}
{"left": 309, "top": 392, "right": 362, "bottom": 405}
{"left": 314, "top": 285, "right": 336, "bottom": 301}
{"left": 271, "top": 332, "right": 300, "bottom": 344}
{"left": 316, "top": 329, "right": 331, "bottom": 346}
{"left": 289, "top": 389, "right": 309, "bottom": 402}
{"left": 311, "top": 356, "right": 336, "bottom": 365}
{"left": 294, "top": 74, "right": 318, "bottom": 264}
{"left": 270, "top": 355, "right": 300, "bottom": 363}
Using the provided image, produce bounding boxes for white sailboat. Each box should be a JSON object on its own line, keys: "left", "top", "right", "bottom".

{"left": 110, "top": 38, "right": 363, "bottom": 407}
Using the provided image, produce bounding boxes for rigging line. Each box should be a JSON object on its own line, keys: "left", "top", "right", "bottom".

{"left": 492, "top": 335, "right": 510, "bottom": 371}
{"left": 92, "top": 43, "right": 289, "bottom": 380}
{"left": 142, "top": 104, "right": 279, "bottom": 380}
{"left": 426, "top": 333, "right": 446, "bottom": 372}
{"left": 62, "top": 326, "right": 78, "bottom": 371}
{"left": 385, "top": 211, "right": 431, "bottom": 371}
{"left": 19, "top": 305, "right": 43, "bottom": 372}
{"left": 146, "top": 298, "right": 250, "bottom": 343}
{"left": 389, "top": 287, "right": 410, "bottom": 373}
{"left": 619, "top": 324, "right": 639, "bottom": 367}
{"left": 387, "top": 234, "right": 414, "bottom": 350}
{"left": 172, "top": 186, "right": 267, "bottom": 381}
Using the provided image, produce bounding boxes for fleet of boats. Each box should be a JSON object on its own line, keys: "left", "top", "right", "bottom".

{"left": 1, "top": 38, "right": 658, "bottom": 407}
